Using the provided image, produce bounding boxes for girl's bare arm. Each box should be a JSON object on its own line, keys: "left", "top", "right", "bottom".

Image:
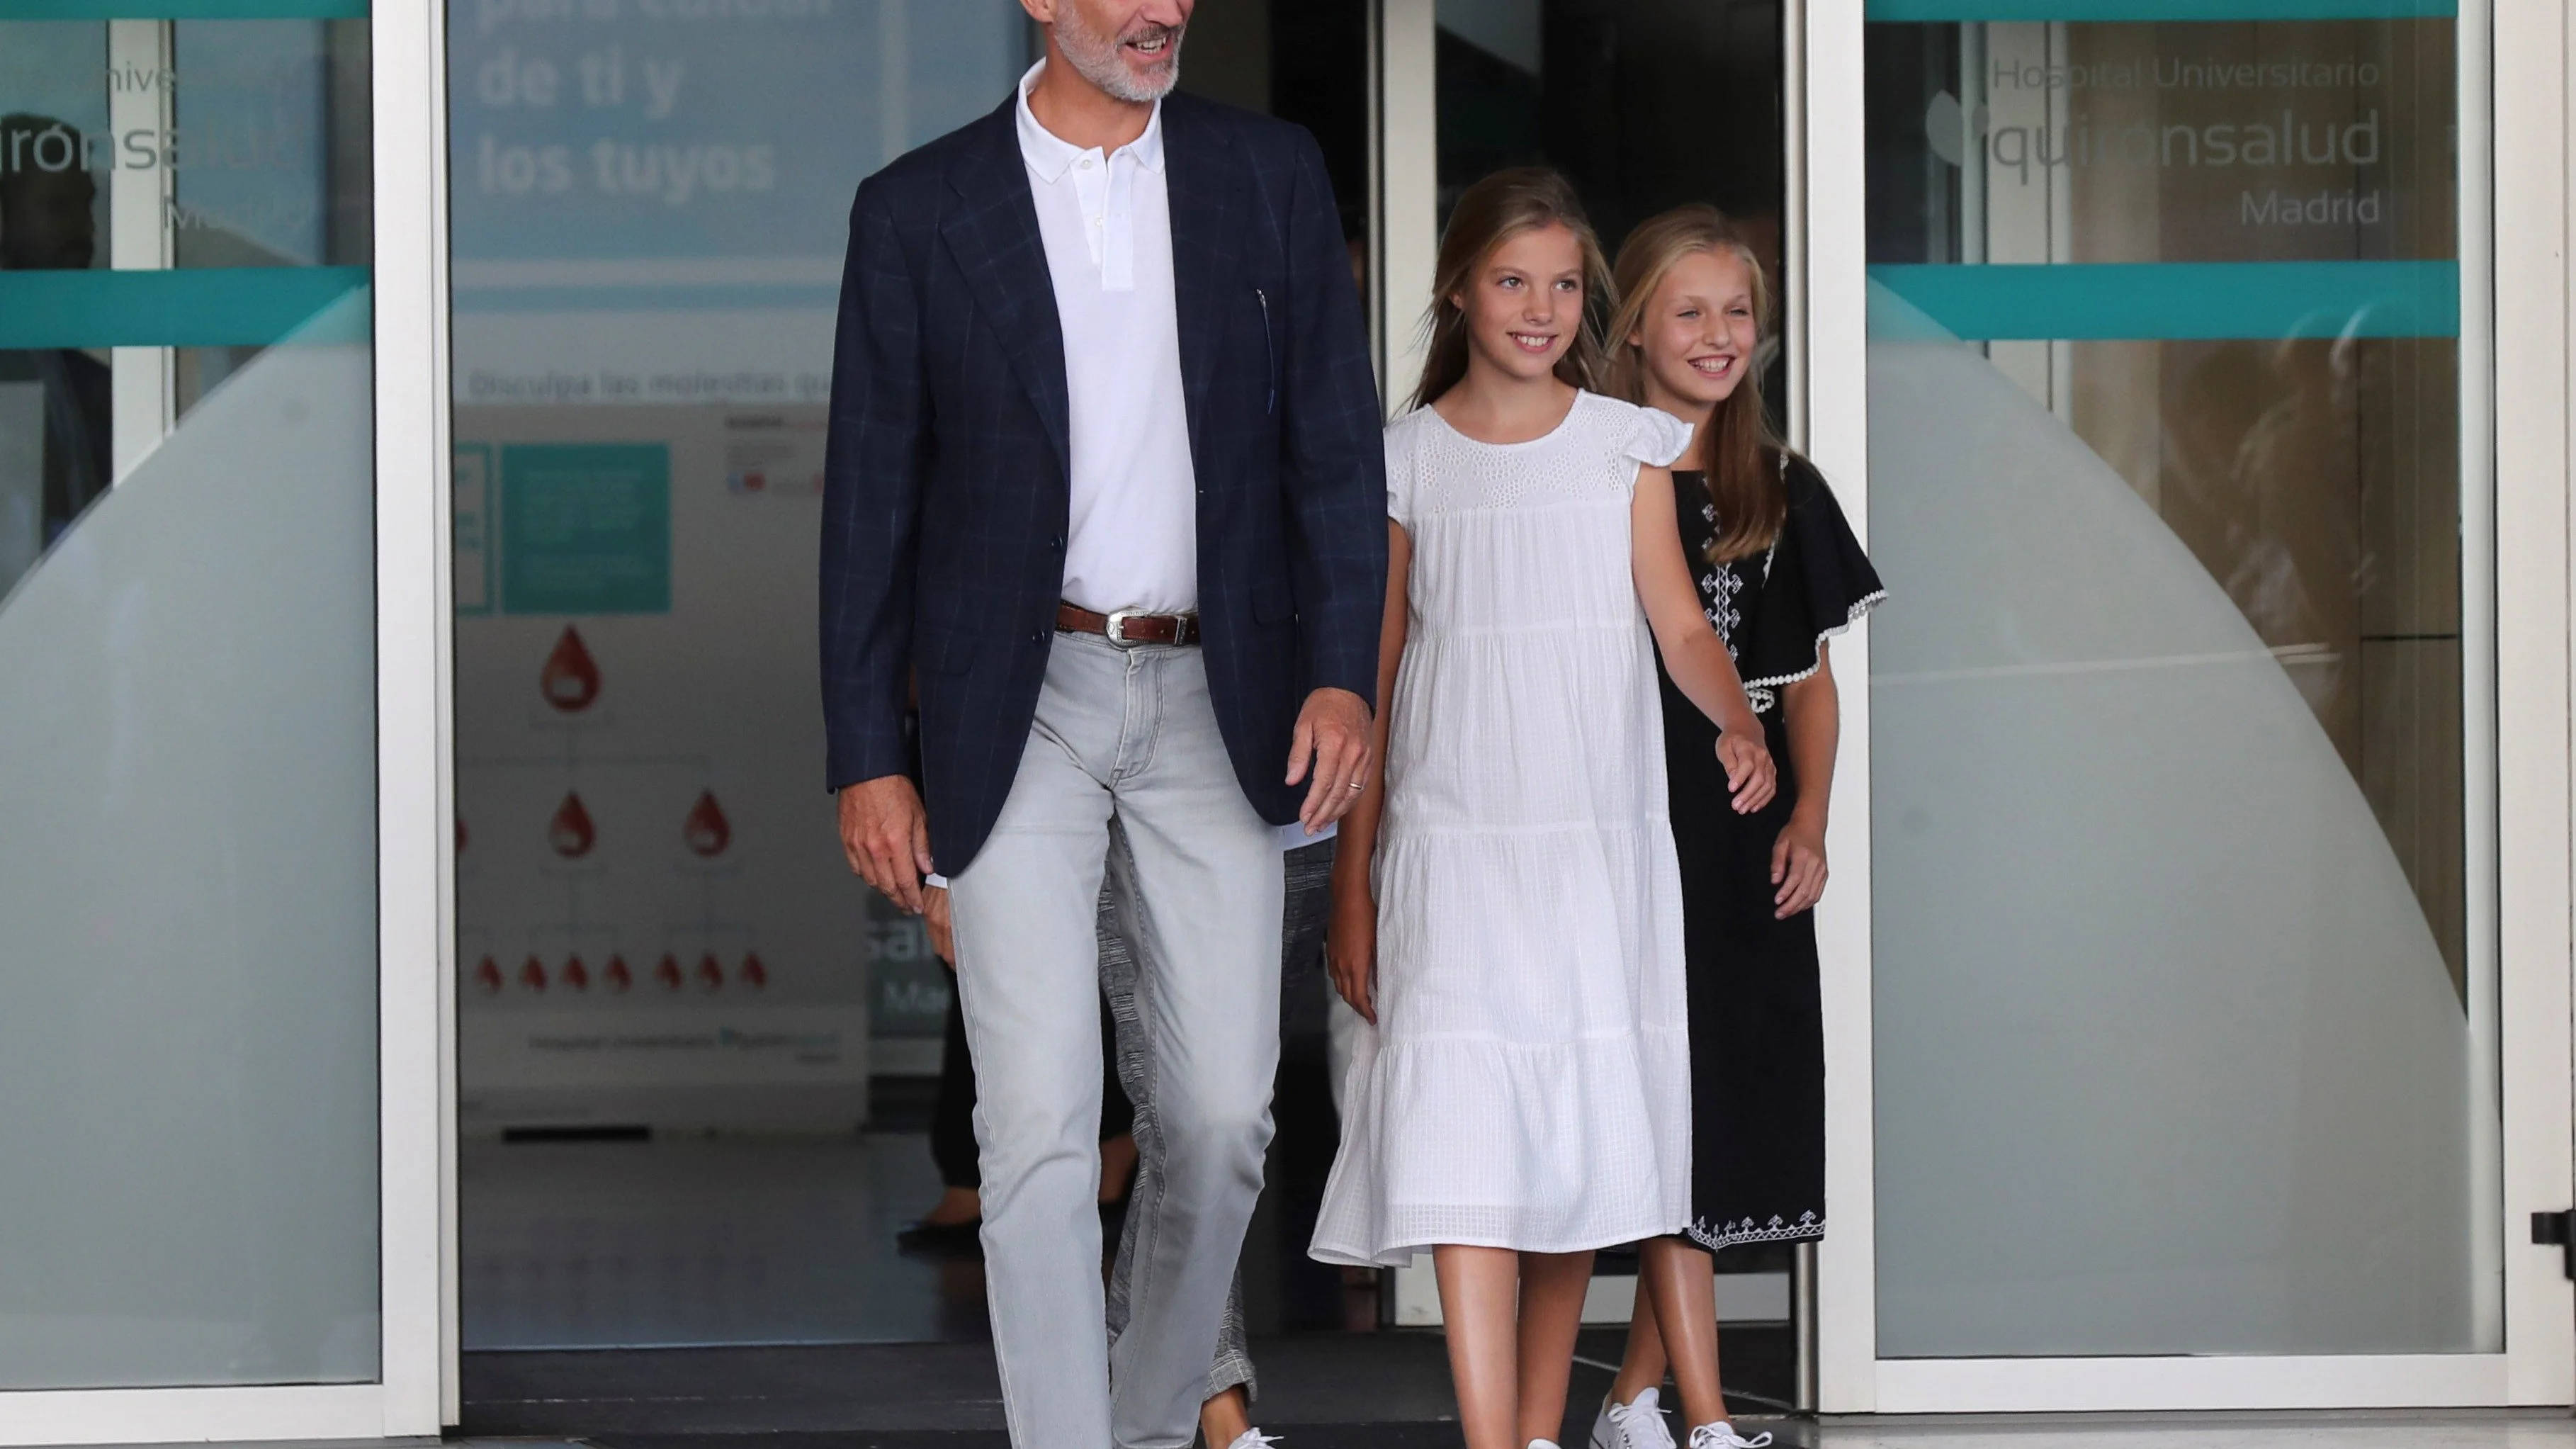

{"left": 1772, "top": 644, "right": 1841, "bottom": 915}
{"left": 1326, "top": 519, "right": 1412, "bottom": 1022}
{"left": 1632, "top": 466, "right": 1777, "bottom": 813}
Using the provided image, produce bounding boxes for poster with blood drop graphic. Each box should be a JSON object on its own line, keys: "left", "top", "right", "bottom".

{"left": 453, "top": 409, "right": 898, "bottom": 1132}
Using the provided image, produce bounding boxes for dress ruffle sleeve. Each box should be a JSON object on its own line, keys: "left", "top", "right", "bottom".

{"left": 1738, "top": 456, "right": 1886, "bottom": 699}
{"left": 1620, "top": 402, "right": 1697, "bottom": 472}
{"left": 1384, "top": 413, "right": 1417, "bottom": 530}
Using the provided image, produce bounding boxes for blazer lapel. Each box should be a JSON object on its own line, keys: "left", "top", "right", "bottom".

{"left": 942, "top": 99, "right": 1073, "bottom": 480}
{"left": 1161, "top": 98, "right": 1246, "bottom": 466}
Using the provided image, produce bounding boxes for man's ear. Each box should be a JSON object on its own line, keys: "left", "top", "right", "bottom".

{"left": 1018, "top": 0, "right": 1054, "bottom": 23}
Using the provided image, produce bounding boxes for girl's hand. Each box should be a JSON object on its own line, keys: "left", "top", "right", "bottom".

{"left": 1326, "top": 889, "right": 1380, "bottom": 1025}
{"left": 924, "top": 886, "right": 955, "bottom": 966}
{"left": 1771, "top": 818, "right": 1827, "bottom": 917}
{"left": 1716, "top": 729, "right": 1778, "bottom": 814}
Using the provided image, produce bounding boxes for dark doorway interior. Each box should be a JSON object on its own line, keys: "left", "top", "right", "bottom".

{"left": 456, "top": 0, "right": 1804, "bottom": 1436}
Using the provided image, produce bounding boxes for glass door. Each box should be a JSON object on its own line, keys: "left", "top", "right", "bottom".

{"left": 0, "top": 0, "right": 444, "bottom": 1438}
{"left": 1807, "top": 0, "right": 2575, "bottom": 1411}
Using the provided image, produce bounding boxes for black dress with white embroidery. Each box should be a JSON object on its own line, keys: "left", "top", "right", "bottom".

{"left": 1656, "top": 453, "right": 1883, "bottom": 1252}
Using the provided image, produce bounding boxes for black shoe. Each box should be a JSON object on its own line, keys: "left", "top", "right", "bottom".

{"left": 896, "top": 1217, "right": 983, "bottom": 1258}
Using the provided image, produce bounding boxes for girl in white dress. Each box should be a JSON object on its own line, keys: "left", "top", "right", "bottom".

{"left": 1312, "top": 168, "right": 1776, "bottom": 1449}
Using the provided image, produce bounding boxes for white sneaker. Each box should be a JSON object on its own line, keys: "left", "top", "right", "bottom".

{"left": 1687, "top": 1422, "right": 1773, "bottom": 1449}
{"left": 1529, "top": 1440, "right": 1564, "bottom": 1449}
{"left": 1590, "top": 1387, "right": 1676, "bottom": 1449}
{"left": 1223, "top": 1433, "right": 1280, "bottom": 1449}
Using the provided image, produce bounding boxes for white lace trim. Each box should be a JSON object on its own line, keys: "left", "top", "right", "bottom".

{"left": 1740, "top": 588, "right": 1889, "bottom": 701}
{"left": 1685, "top": 1210, "right": 1823, "bottom": 1251}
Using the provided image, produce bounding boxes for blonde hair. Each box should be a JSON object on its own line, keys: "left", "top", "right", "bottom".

{"left": 1409, "top": 167, "right": 1612, "bottom": 412}
{"left": 1607, "top": 205, "right": 1785, "bottom": 563}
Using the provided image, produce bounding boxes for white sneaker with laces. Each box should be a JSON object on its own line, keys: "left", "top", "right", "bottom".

{"left": 1224, "top": 1432, "right": 1280, "bottom": 1449}
{"left": 1590, "top": 1387, "right": 1676, "bottom": 1449}
{"left": 1686, "top": 1422, "right": 1773, "bottom": 1449}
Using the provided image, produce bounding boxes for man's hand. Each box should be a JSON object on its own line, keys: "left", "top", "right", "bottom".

{"left": 1285, "top": 686, "right": 1374, "bottom": 833}
{"left": 837, "top": 774, "right": 933, "bottom": 914}
{"left": 924, "top": 886, "right": 956, "bottom": 965}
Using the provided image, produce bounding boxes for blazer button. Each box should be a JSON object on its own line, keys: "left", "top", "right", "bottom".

{"left": 1049, "top": 534, "right": 1065, "bottom": 550}
{"left": 1030, "top": 631, "right": 1046, "bottom": 644}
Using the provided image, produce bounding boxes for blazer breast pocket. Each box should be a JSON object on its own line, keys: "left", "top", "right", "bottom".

{"left": 1252, "top": 285, "right": 1277, "bottom": 416}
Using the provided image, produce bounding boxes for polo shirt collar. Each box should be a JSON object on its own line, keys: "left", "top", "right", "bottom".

{"left": 1014, "top": 59, "right": 1166, "bottom": 182}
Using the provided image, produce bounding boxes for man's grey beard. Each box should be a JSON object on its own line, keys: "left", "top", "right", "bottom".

{"left": 1056, "top": 9, "right": 1183, "bottom": 103}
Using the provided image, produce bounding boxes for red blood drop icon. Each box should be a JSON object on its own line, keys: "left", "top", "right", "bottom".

{"left": 519, "top": 955, "right": 548, "bottom": 992}
{"left": 606, "top": 954, "right": 633, "bottom": 991}
{"left": 682, "top": 791, "right": 732, "bottom": 857}
{"left": 541, "top": 626, "right": 601, "bottom": 712}
{"left": 473, "top": 956, "right": 502, "bottom": 995}
{"left": 563, "top": 955, "right": 591, "bottom": 991}
{"left": 654, "top": 953, "right": 684, "bottom": 991}
{"left": 740, "top": 952, "right": 768, "bottom": 989}
{"left": 696, "top": 952, "right": 725, "bottom": 991}
{"left": 548, "top": 791, "right": 596, "bottom": 858}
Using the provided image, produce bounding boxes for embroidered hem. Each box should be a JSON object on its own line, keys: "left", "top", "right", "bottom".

{"left": 1685, "top": 1210, "right": 1824, "bottom": 1251}
{"left": 1741, "top": 589, "right": 1891, "bottom": 706}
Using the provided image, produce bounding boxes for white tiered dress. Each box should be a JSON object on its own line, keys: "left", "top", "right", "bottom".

{"left": 1311, "top": 390, "right": 1698, "bottom": 1267}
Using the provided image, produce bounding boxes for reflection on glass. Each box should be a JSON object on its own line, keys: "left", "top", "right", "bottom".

{"left": 444, "top": 4, "right": 1378, "bottom": 1349}
{"left": 0, "top": 42, "right": 113, "bottom": 592}
{"left": 1435, "top": 0, "right": 1786, "bottom": 303}
{"left": 0, "top": 12, "right": 378, "bottom": 1388}
{"left": 1865, "top": 13, "right": 2490, "bottom": 1358}
{"left": 444, "top": 0, "right": 1034, "bottom": 1168}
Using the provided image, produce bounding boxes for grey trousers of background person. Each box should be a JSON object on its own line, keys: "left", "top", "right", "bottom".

{"left": 945, "top": 633, "right": 1286, "bottom": 1449}
{"left": 1102, "top": 835, "right": 1337, "bottom": 1412}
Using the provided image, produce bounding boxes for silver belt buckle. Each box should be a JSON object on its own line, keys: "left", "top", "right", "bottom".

{"left": 1103, "top": 609, "right": 1143, "bottom": 646}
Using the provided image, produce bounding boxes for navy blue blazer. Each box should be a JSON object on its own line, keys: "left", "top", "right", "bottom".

{"left": 820, "top": 91, "right": 1389, "bottom": 876}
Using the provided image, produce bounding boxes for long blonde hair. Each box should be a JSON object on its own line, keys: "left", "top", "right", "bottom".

{"left": 1608, "top": 205, "right": 1785, "bottom": 563}
{"left": 1409, "top": 167, "right": 1612, "bottom": 412}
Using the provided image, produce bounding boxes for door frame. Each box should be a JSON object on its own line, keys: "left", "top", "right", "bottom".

{"left": 378, "top": 0, "right": 461, "bottom": 1428}
{"left": 0, "top": 0, "right": 451, "bottom": 1438}
{"left": 1795, "top": 0, "right": 2576, "bottom": 1414}
{"left": 1372, "top": 0, "right": 2576, "bottom": 1416}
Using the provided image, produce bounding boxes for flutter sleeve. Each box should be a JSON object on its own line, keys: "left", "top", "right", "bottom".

{"left": 1384, "top": 417, "right": 1415, "bottom": 531}
{"left": 1620, "top": 400, "right": 1697, "bottom": 473}
{"left": 1738, "top": 455, "right": 1887, "bottom": 699}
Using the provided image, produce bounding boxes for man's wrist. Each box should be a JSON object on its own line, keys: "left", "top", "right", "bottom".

{"left": 1308, "top": 683, "right": 1372, "bottom": 715}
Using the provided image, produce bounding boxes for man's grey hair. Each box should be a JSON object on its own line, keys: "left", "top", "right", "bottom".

{"left": 1053, "top": 4, "right": 1184, "bottom": 103}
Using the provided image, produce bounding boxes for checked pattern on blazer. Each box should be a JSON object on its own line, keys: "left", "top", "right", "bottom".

{"left": 820, "top": 90, "right": 1390, "bottom": 876}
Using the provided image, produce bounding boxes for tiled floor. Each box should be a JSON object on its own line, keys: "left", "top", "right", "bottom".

{"left": 108, "top": 1411, "right": 2576, "bottom": 1449}
{"left": 456, "top": 1136, "right": 2576, "bottom": 1448}
{"left": 1815, "top": 1412, "right": 2576, "bottom": 1447}
{"left": 462, "top": 1134, "right": 983, "bottom": 1348}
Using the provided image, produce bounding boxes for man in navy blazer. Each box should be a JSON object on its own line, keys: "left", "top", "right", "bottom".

{"left": 820, "top": 2, "right": 1387, "bottom": 1445}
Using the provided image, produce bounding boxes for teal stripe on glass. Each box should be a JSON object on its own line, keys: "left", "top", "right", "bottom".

{"left": 0, "top": 267, "right": 370, "bottom": 348}
{"left": 1867, "top": 260, "right": 2457, "bottom": 340}
{"left": 0, "top": 0, "right": 364, "bottom": 17}
{"left": 1867, "top": 0, "right": 2451, "bottom": 19}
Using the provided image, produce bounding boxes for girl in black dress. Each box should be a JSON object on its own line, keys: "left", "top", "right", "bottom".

{"left": 1588, "top": 208, "right": 1884, "bottom": 1449}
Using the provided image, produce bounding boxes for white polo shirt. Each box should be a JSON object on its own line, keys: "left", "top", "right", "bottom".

{"left": 1015, "top": 61, "right": 1199, "bottom": 616}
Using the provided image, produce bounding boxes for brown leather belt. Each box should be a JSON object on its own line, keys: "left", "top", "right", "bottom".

{"left": 1056, "top": 601, "right": 1200, "bottom": 646}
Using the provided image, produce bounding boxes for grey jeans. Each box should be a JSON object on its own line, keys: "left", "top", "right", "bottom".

{"left": 1102, "top": 835, "right": 1337, "bottom": 1410}
{"left": 947, "top": 633, "right": 1284, "bottom": 1449}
